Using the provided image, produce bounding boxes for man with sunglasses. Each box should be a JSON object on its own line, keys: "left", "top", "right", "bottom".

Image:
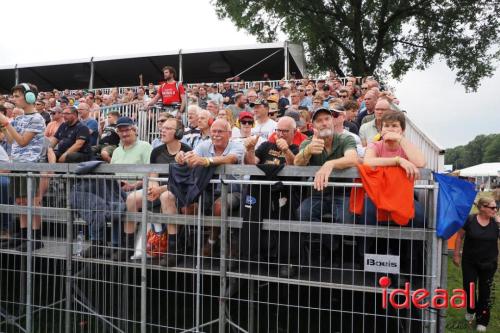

{"left": 151, "top": 112, "right": 171, "bottom": 149}
{"left": 243, "top": 116, "right": 301, "bottom": 277}
{"left": 35, "top": 99, "right": 51, "bottom": 125}
{"left": 44, "top": 106, "right": 64, "bottom": 139}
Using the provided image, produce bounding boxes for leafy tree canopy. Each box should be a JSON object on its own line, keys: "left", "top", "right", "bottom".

{"left": 445, "top": 134, "right": 500, "bottom": 169}
{"left": 213, "top": 0, "right": 500, "bottom": 91}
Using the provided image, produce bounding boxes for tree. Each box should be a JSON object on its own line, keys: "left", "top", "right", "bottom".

{"left": 445, "top": 134, "right": 500, "bottom": 169}
{"left": 213, "top": 0, "right": 500, "bottom": 91}
{"left": 483, "top": 134, "right": 500, "bottom": 162}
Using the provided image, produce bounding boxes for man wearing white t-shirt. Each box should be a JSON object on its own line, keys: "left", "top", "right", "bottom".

{"left": 250, "top": 99, "right": 276, "bottom": 141}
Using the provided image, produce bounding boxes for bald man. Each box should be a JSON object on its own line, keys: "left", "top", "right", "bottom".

{"left": 244, "top": 116, "right": 297, "bottom": 165}
{"left": 356, "top": 89, "right": 379, "bottom": 125}
{"left": 242, "top": 116, "right": 301, "bottom": 277}
{"left": 359, "top": 98, "right": 392, "bottom": 146}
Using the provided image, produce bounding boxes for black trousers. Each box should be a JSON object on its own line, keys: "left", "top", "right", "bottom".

{"left": 462, "top": 258, "right": 497, "bottom": 326}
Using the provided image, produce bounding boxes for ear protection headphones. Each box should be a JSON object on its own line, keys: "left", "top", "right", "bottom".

{"left": 174, "top": 119, "right": 184, "bottom": 140}
{"left": 208, "top": 117, "right": 214, "bottom": 127}
{"left": 21, "top": 83, "right": 37, "bottom": 104}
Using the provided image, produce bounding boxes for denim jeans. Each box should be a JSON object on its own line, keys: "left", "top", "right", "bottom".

{"left": 297, "top": 194, "right": 353, "bottom": 253}
{"left": 0, "top": 176, "right": 11, "bottom": 231}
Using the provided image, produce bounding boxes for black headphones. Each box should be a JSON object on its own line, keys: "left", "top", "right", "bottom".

{"left": 174, "top": 119, "right": 184, "bottom": 140}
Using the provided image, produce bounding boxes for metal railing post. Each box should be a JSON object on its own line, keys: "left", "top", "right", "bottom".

{"left": 140, "top": 176, "right": 148, "bottom": 333}
{"left": 438, "top": 239, "right": 448, "bottom": 333}
{"left": 218, "top": 174, "right": 228, "bottom": 333}
{"left": 26, "top": 173, "right": 33, "bottom": 333}
{"left": 65, "top": 174, "right": 74, "bottom": 333}
{"left": 425, "top": 182, "right": 440, "bottom": 332}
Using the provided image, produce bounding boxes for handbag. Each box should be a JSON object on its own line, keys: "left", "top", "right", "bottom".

{"left": 146, "top": 229, "right": 168, "bottom": 257}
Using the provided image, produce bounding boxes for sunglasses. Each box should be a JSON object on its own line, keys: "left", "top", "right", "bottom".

{"left": 157, "top": 119, "right": 167, "bottom": 123}
{"left": 331, "top": 111, "right": 345, "bottom": 118}
{"left": 483, "top": 205, "right": 498, "bottom": 210}
{"left": 240, "top": 120, "right": 254, "bottom": 125}
{"left": 339, "top": 95, "right": 348, "bottom": 98}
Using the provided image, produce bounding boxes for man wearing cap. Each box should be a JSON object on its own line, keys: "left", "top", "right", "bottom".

{"left": 110, "top": 116, "right": 153, "bottom": 261}
{"left": 278, "top": 85, "right": 291, "bottom": 117}
{"left": 44, "top": 106, "right": 64, "bottom": 139}
{"left": 208, "top": 84, "right": 223, "bottom": 107}
{"left": 50, "top": 106, "right": 92, "bottom": 163}
{"left": 294, "top": 107, "right": 358, "bottom": 264}
{"left": 232, "top": 111, "right": 263, "bottom": 145}
{"left": 251, "top": 99, "right": 277, "bottom": 140}
{"left": 58, "top": 96, "right": 69, "bottom": 109}
{"left": 35, "top": 99, "right": 51, "bottom": 125}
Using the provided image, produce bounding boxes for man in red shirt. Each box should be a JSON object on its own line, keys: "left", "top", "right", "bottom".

{"left": 146, "top": 66, "right": 186, "bottom": 116}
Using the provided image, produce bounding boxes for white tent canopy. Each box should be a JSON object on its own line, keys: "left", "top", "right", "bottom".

{"left": 458, "top": 163, "right": 500, "bottom": 177}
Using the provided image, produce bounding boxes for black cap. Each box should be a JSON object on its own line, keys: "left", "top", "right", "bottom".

{"left": 58, "top": 96, "right": 69, "bottom": 104}
{"left": 311, "top": 107, "right": 331, "bottom": 121}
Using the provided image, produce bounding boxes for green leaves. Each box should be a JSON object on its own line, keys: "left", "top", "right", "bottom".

{"left": 213, "top": 0, "right": 500, "bottom": 91}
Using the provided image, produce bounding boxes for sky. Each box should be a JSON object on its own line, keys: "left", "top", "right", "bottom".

{"left": 0, "top": 0, "right": 498, "bottom": 149}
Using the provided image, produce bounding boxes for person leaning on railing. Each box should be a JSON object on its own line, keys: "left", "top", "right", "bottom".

{"left": 294, "top": 107, "right": 358, "bottom": 267}
{"left": 453, "top": 197, "right": 499, "bottom": 332}
{"left": 175, "top": 118, "right": 244, "bottom": 258}
{"left": 0, "top": 83, "right": 46, "bottom": 251}
{"left": 109, "top": 116, "right": 153, "bottom": 261}
{"left": 362, "top": 110, "right": 427, "bottom": 283}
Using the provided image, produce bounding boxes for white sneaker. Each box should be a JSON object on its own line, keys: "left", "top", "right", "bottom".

{"left": 476, "top": 324, "right": 487, "bottom": 332}
{"left": 465, "top": 312, "right": 475, "bottom": 321}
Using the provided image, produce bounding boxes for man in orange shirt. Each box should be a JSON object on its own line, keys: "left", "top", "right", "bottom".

{"left": 44, "top": 106, "right": 64, "bottom": 139}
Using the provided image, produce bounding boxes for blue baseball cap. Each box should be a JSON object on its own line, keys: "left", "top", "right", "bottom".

{"left": 116, "top": 117, "right": 134, "bottom": 127}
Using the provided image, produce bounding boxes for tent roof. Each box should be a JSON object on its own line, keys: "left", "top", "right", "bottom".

{"left": 458, "top": 163, "right": 500, "bottom": 177}
{"left": 0, "top": 42, "right": 305, "bottom": 93}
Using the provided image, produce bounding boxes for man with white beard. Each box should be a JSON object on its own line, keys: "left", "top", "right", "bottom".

{"left": 294, "top": 107, "right": 358, "bottom": 266}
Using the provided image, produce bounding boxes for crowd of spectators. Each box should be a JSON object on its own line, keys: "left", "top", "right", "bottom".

{"left": 0, "top": 74, "right": 425, "bottom": 279}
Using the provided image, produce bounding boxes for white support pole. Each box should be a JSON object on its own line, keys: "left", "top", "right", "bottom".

{"left": 89, "top": 57, "right": 95, "bottom": 90}
{"left": 284, "top": 41, "right": 289, "bottom": 80}
{"left": 178, "top": 49, "right": 183, "bottom": 82}
{"left": 15, "top": 65, "right": 19, "bottom": 85}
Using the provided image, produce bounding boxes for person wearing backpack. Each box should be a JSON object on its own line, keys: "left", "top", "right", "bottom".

{"left": 146, "top": 66, "right": 186, "bottom": 118}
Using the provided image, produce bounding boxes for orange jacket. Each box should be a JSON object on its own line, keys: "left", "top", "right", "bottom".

{"left": 349, "top": 164, "right": 414, "bottom": 226}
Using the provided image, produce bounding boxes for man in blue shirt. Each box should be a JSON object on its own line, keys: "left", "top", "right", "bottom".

{"left": 77, "top": 103, "right": 98, "bottom": 146}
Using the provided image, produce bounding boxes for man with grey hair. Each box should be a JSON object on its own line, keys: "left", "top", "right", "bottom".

{"left": 206, "top": 100, "right": 220, "bottom": 118}
{"left": 77, "top": 102, "right": 98, "bottom": 146}
{"left": 243, "top": 116, "right": 301, "bottom": 277}
{"left": 176, "top": 118, "right": 244, "bottom": 258}
{"left": 182, "top": 104, "right": 201, "bottom": 148}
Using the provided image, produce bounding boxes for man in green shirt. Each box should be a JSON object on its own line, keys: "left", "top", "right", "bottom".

{"left": 294, "top": 107, "right": 358, "bottom": 265}
{"left": 110, "top": 117, "right": 152, "bottom": 261}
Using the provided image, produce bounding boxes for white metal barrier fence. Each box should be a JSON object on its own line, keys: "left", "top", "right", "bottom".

{"left": 0, "top": 163, "right": 447, "bottom": 333}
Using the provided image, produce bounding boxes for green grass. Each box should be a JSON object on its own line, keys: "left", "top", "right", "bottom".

{"left": 445, "top": 191, "right": 500, "bottom": 332}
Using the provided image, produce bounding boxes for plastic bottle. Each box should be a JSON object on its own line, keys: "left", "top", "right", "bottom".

{"left": 76, "top": 231, "right": 84, "bottom": 257}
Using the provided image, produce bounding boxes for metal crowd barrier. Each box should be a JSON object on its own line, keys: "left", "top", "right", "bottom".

{"left": 0, "top": 163, "right": 447, "bottom": 333}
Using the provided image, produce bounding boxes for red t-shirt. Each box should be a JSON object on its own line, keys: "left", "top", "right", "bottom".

{"left": 159, "top": 81, "right": 185, "bottom": 105}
